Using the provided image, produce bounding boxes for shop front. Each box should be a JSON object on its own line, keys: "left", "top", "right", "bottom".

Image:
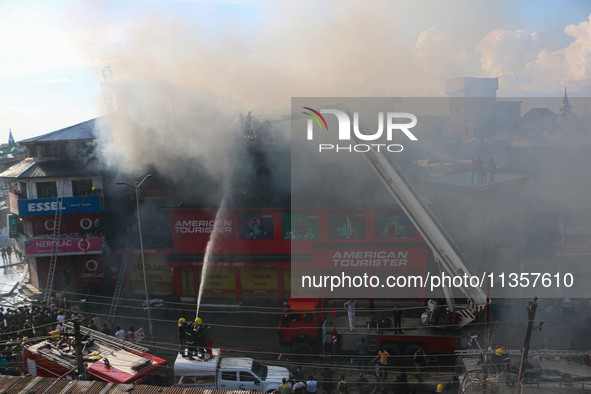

{"left": 168, "top": 207, "right": 430, "bottom": 301}
{"left": 170, "top": 261, "right": 290, "bottom": 301}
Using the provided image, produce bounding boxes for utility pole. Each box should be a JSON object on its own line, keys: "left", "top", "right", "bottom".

{"left": 482, "top": 270, "right": 491, "bottom": 394}
{"left": 73, "top": 319, "right": 87, "bottom": 380}
{"left": 517, "top": 297, "right": 543, "bottom": 393}
{"left": 117, "top": 174, "right": 153, "bottom": 343}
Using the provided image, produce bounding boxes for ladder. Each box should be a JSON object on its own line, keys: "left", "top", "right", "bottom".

{"left": 44, "top": 195, "right": 64, "bottom": 306}
{"left": 107, "top": 248, "right": 130, "bottom": 322}
{"left": 368, "top": 325, "right": 378, "bottom": 352}
{"left": 65, "top": 323, "right": 150, "bottom": 353}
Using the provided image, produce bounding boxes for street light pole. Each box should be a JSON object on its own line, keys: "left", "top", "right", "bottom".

{"left": 117, "top": 174, "right": 153, "bottom": 343}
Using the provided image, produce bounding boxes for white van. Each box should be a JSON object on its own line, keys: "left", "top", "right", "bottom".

{"left": 174, "top": 349, "right": 291, "bottom": 392}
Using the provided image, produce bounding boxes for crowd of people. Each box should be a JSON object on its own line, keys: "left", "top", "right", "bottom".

{"left": 0, "top": 246, "right": 19, "bottom": 264}
{"left": 285, "top": 366, "right": 417, "bottom": 394}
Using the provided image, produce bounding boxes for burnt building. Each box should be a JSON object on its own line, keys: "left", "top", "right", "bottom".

{"left": 0, "top": 119, "right": 109, "bottom": 299}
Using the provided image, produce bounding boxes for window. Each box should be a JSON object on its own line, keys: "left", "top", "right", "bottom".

{"left": 221, "top": 371, "right": 237, "bottom": 381}
{"left": 36, "top": 182, "right": 57, "bottom": 198}
{"left": 328, "top": 211, "right": 366, "bottom": 239}
{"left": 72, "top": 179, "right": 93, "bottom": 196}
{"left": 19, "top": 182, "right": 27, "bottom": 199}
{"left": 288, "top": 313, "right": 301, "bottom": 323}
{"left": 251, "top": 361, "right": 268, "bottom": 380}
{"left": 375, "top": 210, "right": 416, "bottom": 239}
{"left": 240, "top": 372, "right": 257, "bottom": 382}
{"left": 40, "top": 144, "right": 66, "bottom": 158}
{"left": 303, "top": 313, "right": 314, "bottom": 323}
{"left": 282, "top": 212, "right": 319, "bottom": 239}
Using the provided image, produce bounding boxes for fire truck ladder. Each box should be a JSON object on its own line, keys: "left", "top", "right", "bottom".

{"left": 65, "top": 323, "right": 150, "bottom": 353}
{"left": 107, "top": 246, "right": 131, "bottom": 323}
{"left": 44, "top": 195, "right": 64, "bottom": 306}
{"left": 348, "top": 111, "right": 487, "bottom": 326}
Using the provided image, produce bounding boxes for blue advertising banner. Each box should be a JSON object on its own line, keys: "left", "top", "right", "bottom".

{"left": 17, "top": 196, "right": 101, "bottom": 217}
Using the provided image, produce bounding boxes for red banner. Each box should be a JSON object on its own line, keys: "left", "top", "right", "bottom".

{"left": 30, "top": 215, "right": 101, "bottom": 237}
{"left": 25, "top": 237, "right": 103, "bottom": 256}
{"left": 79, "top": 255, "right": 109, "bottom": 286}
{"left": 9, "top": 193, "right": 19, "bottom": 214}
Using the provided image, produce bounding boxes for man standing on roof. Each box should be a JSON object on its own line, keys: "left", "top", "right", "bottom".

{"left": 344, "top": 298, "right": 356, "bottom": 332}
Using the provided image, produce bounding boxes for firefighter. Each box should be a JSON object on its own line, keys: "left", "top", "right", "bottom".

{"left": 436, "top": 383, "right": 444, "bottom": 392}
{"left": 185, "top": 319, "right": 197, "bottom": 359}
{"left": 178, "top": 318, "right": 187, "bottom": 354}
{"left": 492, "top": 346, "right": 510, "bottom": 372}
{"left": 194, "top": 317, "right": 206, "bottom": 357}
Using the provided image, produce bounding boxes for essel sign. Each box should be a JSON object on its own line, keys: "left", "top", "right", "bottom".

{"left": 17, "top": 196, "right": 101, "bottom": 217}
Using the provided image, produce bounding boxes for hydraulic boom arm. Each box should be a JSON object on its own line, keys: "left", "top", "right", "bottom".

{"left": 352, "top": 125, "right": 487, "bottom": 326}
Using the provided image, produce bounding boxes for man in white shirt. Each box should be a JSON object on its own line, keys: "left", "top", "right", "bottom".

{"left": 115, "top": 326, "right": 126, "bottom": 340}
{"left": 292, "top": 381, "right": 306, "bottom": 394}
{"left": 56, "top": 311, "right": 66, "bottom": 325}
{"left": 344, "top": 299, "right": 356, "bottom": 332}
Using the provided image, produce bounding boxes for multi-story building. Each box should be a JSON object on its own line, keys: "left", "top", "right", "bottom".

{"left": 0, "top": 118, "right": 108, "bottom": 297}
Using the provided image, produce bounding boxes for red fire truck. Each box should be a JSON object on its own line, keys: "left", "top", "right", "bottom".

{"left": 279, "top": 297, "right": 462, "bottom": 357}
{"left": 23, "top": 324, "right": 167, "bottom": 384}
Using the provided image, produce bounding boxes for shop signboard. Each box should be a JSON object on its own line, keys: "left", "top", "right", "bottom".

{"left": 8, "top": 215, "right": 18, "bottom": 237}
{"left": 25, "top": 237, "right": 103, "bottom": 256}
{"left": 17, "top": 196, "right": 101, "bottom": 217}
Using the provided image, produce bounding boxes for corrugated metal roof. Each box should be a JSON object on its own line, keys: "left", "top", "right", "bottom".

{"left": 0, "top": 157, "right": 35, "bottom": 178}
{"left": 0, "top": 158, "right": 96, "bottom": 179}
{"left": 0, "top": 376, "right": 253, "bottom": 393}
{"left": 19, "top": 118, "right": 98, "bottom": 144}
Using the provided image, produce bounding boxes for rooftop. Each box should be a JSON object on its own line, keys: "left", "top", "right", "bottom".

{"left": 426, "top": 171, "right": 528, "bottom": 189}
{"left": 18, "top": 118, "right": 99, "bottom": 144}
{"left": 0, "top": 375, "right": 242, "bottom": 393}
{"left": 0, "top": 158, "right": 96, "bottom": 179}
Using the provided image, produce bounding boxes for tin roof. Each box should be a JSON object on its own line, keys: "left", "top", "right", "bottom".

{"left": 0, "top": 375, "right": 253, "bottom": 393}
{"left": 18, "top": 118, "right": 98, "bottom": 144}
{"left": 0, "top": 158, "right": 95, "bottom": 179}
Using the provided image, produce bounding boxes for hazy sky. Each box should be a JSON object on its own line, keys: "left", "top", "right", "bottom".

{"left": 1, "top": 0, "right": 590, "bottom": 142}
